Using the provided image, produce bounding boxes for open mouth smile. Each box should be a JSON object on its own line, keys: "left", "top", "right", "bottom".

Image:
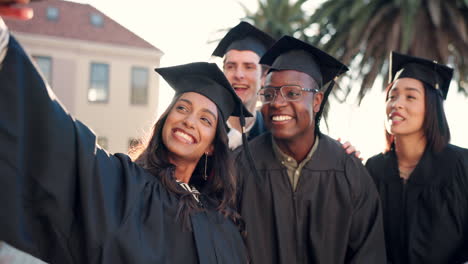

{"left": 172, "top": 128, "right": 197, "bottom": 144}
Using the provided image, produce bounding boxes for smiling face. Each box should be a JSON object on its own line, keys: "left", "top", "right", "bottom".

{"left": 223, "top": 49, "right": 263, "bottom": 111}
{"left": 385, "top": 78, "right": 426, "bottom": 138}
{"left": 162, "top": 92, "right": 218, "bottom": 163}
{"left": 261, "top": 70, "right": 323, "bottom": 143}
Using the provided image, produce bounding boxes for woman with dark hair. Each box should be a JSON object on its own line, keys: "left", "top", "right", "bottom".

{"left": 0, "top": 5, "right": 249, "bottom": 262}
{"left": 366, "top": 51, "right": 468, "bottom": 264}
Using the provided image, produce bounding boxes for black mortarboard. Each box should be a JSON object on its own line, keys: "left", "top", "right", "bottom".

{"left": 259, "top": 36, "right": 348, "bottom": 86}
{"left": 389, "top": 51, "right": 453, "bottom": 100}
{"left": 212, "top": 21, "right": 275, "bottom": 58}
{"left": 155, "top": 62, "right": 252, "bottom": 121}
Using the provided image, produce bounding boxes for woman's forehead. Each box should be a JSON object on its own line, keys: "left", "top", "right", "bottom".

{"left": 178, "top": 92, "right": 218, "bottom": 115}
{"left": 391, "top": 78, "right": 425, "bottom": 92}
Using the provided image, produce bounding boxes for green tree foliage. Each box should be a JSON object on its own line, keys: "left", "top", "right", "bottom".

{"left": 244, "top": 0, "right": 468, "bottom": 103}
{"left": 241, "top": 0, "right": 311, "bottom": 40}
{"left": 310, "top": 0, "right": 468, "bottom": 103}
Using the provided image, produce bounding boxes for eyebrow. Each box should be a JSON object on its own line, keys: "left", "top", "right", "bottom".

{"left": 264, "top": 83, "right": 301, "bottom": 88}
{"left": 179, "top": 98, "right": 218, "bottom": 121}
{"left": 225, "top": 61, "right": 257, "bottom": 66}
{"left": 391, "top": 86, "right": 423, "bottom": 94}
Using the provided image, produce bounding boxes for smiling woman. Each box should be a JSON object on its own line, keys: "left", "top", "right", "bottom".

{"left": 163, "top": 94, "right": 218, "bottom": 162}
{"left": 366, "top": 51, "right": 468, "bottom": 264}
{"left": 132, "top": 63, "right": 251, "bottom": 235}
{"left": 0, "top": 14, "right": 249, "bottom": 262}
{"left": 385, "top": 77, "right": 426, "bottom": 145}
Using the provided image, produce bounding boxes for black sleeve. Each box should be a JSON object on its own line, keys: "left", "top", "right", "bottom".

{"left": 345, "top": 156, "right": 387, "bottom": 263}
{"left": 453, "top": 146, "right": 468, "bottom": 262}
{"left": 365, "top": 155, "right": 382, "bottom": 185}
{"left": 233, "top": 147, "right": 246, "bottom": 211}
{"left": 0, "top": 36, "right": 150, "bottom": 263}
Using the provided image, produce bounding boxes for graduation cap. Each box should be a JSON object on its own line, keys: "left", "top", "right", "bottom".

{"left": 212, "top": 21, "right": 275, "bottom": 58}
{"left": 389, "top": 51, "right": 454, "bottom": 100}
{"left": 259, "top": 35, "right": 349, "bottom": 87}
{"left": 156, "top": 62, "right": 258, "bottom": 181}
{"left": 155, "top": 62, "right": 252, "bottom": 122}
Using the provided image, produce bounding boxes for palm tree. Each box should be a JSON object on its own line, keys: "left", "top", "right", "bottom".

{"left": 243, "top": 0, "right": 468, "bottom": 103}
{"left": 240, "top": 0, "right": 312, "bottom": 40}
{"left": 308, "top": 0, "right": 468, "bottom": 103}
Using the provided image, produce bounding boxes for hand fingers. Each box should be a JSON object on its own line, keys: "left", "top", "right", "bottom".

{"left": 345, "top": 146, "right": 356, "bottom": 154}
{"left": 341, "top": 141, "right": 351, "bottom": 149}
{"left": 337, "top": 137, "right": 342, "bottom": 143}
{"left": 0, "top": 6, "right": 33, "bottom": 19}
{"left": 354, "top": 151, "right": 363, "bottom": 160}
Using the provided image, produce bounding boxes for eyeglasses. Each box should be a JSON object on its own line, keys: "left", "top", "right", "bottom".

{"left": 257, "top": 85, "right": 319, "bottom": 104}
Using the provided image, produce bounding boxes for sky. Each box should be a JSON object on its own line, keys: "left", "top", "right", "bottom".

{"left": 74, "top": 0, "right": 468, "bottom": 159}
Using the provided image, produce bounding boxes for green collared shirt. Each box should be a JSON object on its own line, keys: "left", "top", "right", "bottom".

{"left": 272, "top": 135, "right": 319, "bottom": 191}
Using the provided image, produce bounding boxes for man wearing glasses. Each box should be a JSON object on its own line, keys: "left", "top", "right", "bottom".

{"left": 235, "top": 36, "right": 386, "bottom": 263}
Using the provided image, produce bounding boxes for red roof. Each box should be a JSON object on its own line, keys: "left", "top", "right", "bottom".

{"left": 4, "top": 0, "right": 162, "bottom": 52}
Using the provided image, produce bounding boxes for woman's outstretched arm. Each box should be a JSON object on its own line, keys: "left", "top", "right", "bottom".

{"left": 0, "top": 19, "right": 150, "bottom": 263}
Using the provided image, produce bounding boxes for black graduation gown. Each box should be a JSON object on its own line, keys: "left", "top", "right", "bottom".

{"left": 235, "top": 132, "right": 386, "bottom": 264}
{"left": 0, "top": 36, "right": 247, "bottom": 264}
{"left": 246, "top": 111, "right": 267, "bottom": 141}
{"left": 366, "top": 145, "right": 468, "bottom": 264}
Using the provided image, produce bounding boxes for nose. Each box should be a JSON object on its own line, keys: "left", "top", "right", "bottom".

{"left": 183, "top": 114, "right": 196, "bottom": 129}
{"left": 391, "top": 96, "right": 404, "bottom": 109}
{"left": 234, "top": 67, "right": 245, "bottom": 80}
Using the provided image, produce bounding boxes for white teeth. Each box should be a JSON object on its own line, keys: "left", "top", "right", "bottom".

{"left": 233, "top": 85, "right": 248, "bottom": 89}
{"left": 272, "top": 115, "right": 292, "bottom": 121}
{"left": 175, "top": 131, "right": 194, "bottom": 143}
{"left": 391, "top": 116, "right": 404, "bottom": 121}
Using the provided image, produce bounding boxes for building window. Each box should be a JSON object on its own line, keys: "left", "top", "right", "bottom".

{"left": 33, "top": 56, "right": 52, "bottom": 84}
{"left": 130, "top": 67, "right": 149, "bottom": 105}
{"left": 90, "top": 13, "right": 104, "bottom": 27}
{"left": 88, "top": 63, "right": 109, "bottom": 103}
{"left": 46, "top": 7, "right": 59, "bottom": 21}
{"left": 97, "top": 136, "right": 108, "bottom": 150}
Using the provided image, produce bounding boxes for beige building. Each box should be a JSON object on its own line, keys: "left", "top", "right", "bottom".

{"left": 5, "top": 0, "right": 163, "bottom": 154}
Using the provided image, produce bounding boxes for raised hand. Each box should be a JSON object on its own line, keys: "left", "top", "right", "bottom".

{"left": 337, "top": 137, "right": 362, "bottom": 160}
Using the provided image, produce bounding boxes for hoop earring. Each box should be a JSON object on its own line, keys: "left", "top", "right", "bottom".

{"left": 204, "top": 152, "right": 208, "bottom": 180}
